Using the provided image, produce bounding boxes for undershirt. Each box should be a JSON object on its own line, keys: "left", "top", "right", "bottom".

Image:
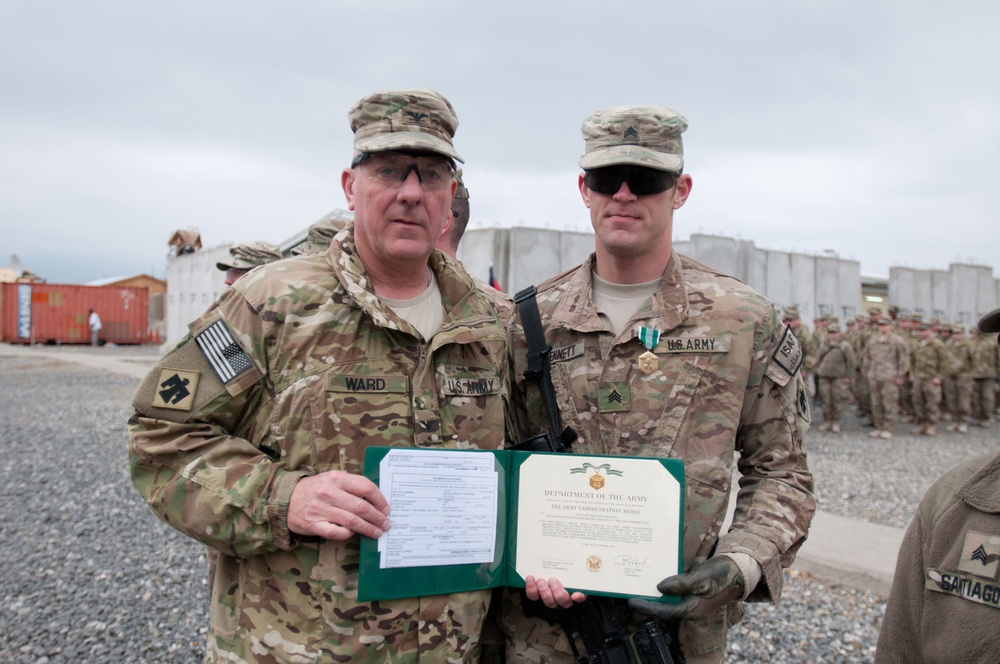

{"left": 381, "top": 270, "right": 444, "bottom": 341}
{"left": 591, "top": 272, "right": 661, "bottom": 337}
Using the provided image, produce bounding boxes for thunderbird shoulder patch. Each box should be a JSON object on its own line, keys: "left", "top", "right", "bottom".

{"left": 151, "top": 368, "right": 200, "bottom": 411}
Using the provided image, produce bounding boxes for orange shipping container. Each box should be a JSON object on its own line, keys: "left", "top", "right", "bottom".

{"left": 0, "top": 283, "right": 149, "bottom": 345}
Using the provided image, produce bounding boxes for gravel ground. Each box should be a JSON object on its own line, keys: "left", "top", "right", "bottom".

{"left": 1, "top": 352, "right": 997, "bottom": 663}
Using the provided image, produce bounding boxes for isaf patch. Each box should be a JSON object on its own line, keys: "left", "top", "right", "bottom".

{"left": 195, "top": 319, "right": 253, "bottom": 384}
{"left": 151, "top": 369, "right": 200, "bottom": 411}
{"left": 771, "top": 325, "right": 804, "bottom": 377}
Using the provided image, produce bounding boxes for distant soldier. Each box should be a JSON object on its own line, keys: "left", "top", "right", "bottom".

{"left": 911, "top": 322, "right": 948, "bottom": 436}
{"left": 862, "top": 315, "right": 910, "bottom": 439}
{"left": 215, "top": 240, "right": 282, "bottom": 286}
{"left": 851, "top": 314, "right": 873, "bottom": 420}
{"left": 900, "top": 315, "right": 920, "bottom": 421}
{"left": 969, "top": 325, "right": 1000, "bottom": 426}
{"left": 937, "top": 323, "right": 956, "bottom": 422}
{"left": 785, "top": 306, "right": 816, "bottom": 386}
{"left": 946, "top": 324, "right": 975, "bottom": 433}
{"left": 290, "top": 213, "right": 352, "bottom": 256}
{"left": 814, "top": 322, "right": 855, "bottom": 433}
{"left": 436, "top": 166, "right": 470, "bottom": 259}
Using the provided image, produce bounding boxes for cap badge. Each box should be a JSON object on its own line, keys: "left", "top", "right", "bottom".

{"left": 623, "top": 126, "right": 639, "bottom": 139}
{"left": 405, "top": 110, "right": 428, "bottom": 122}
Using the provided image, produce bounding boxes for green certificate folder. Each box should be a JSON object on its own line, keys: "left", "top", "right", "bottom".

{"left": 359, "top": 448, "right": 684, "bottom": 603}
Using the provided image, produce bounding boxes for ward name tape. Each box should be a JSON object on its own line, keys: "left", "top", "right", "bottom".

{"left": 196, "top": 319, "right": 253, "bottom": 384}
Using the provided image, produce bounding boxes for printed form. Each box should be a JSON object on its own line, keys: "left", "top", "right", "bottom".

{"left": 378, "top": 449, "right": 498, "bottom": 568}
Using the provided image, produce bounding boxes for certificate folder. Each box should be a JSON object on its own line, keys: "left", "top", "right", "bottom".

{"left": 359, "top": 448, "right": 684, "bottom": 603}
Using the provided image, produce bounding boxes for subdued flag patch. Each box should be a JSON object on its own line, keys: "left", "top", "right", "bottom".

{"left": 152, "top": 369, "right": 200, "bottom": 411}
{"left": 195, "top": 319, "right": 253, "bottom": 384}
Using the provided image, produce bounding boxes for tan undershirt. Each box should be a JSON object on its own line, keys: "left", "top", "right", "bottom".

{"left": 591, "top": 272, "right": 661, "bottom": 336}
{"left": 381, "top": 270, "right": 444, "bottom": 341}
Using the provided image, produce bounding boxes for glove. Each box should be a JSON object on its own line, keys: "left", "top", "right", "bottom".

{"left": 628, "top": 556, "right": 745, "bottom": 622}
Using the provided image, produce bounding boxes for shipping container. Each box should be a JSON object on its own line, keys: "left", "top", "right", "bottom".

{"left": 0, "top": 282, "right": 149, "bottom": 345}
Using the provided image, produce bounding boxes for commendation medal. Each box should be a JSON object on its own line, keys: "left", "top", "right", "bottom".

{"left": 637, "top": 326, "right": 661, "bottom": 375}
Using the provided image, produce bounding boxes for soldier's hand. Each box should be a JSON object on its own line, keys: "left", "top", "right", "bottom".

{"left": 524, "top": 575, "right": 586, "bottom": 609}
{"left": 288, "top": 471, "right": 391, "bottom": 541}
{"left": 628, "top": 557, "right": 744, "bottom": 622}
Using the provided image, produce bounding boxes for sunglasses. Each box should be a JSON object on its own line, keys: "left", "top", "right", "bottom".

{"left": 351, "top": 152, "right": 455, "bottom": 191}
{"left": 583, "top": 166, "right": 679, "bottom": 196}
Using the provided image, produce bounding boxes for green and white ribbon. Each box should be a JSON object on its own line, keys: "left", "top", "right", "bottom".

{"left": 638, "top": 326, "right": 661, "bottom": 351}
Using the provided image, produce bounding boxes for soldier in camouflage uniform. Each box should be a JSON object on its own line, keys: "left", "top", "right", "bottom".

{"left": 948, "top": 324, "right": 975, "bottom": 433}
{"left": 216, "top": 240, "right": 283, "bottom": 286}
{"left": 969, "top": 325, "right": 1000, "bottom": 426}
{"left": 814, "top": 322, "right": 855, "bottom": 433}
{"left": 862, "top": 315, "right": 910, "bottom": 439}
{"left": 910, "top": 322, "right": 948, "bottom": 436}
{"left": 501, "top": 105, "right": 814, "bottom": 664}
{"left": 128, "top": 89, "right": 510, "bottom": 663}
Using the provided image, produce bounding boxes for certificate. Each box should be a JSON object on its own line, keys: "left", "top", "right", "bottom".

{"left": 358, "top": 448, "right": 684, "bottom": 603}
{"left": 513, "top": 454, "right": 682, "bottom": 598}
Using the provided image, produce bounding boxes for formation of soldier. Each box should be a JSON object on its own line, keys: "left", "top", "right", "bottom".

{"left": 787, "top": 306, "right": 1000, "bottom": 437}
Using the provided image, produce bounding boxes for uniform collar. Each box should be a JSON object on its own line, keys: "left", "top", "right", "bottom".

{"left": 549, "top": 251, "right": 689, "bottom": 334}
{"left": 959, "top": 451, "right": 1000, "bottom": 513}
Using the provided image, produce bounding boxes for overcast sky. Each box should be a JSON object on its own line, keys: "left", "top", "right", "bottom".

{"left": 3, "top": 1, "right": 999, "bottom": 284}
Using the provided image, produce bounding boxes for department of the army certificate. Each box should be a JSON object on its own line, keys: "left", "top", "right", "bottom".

{"left": 514, "top": 454, "right": 683, "bottom": 598}
{"left": 358, "top": 447, "right": 684, "bottom": 602}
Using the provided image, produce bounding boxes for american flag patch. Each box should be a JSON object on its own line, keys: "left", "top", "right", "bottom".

{"left": 195, "top": 319, "right": 253, "bottom": 384}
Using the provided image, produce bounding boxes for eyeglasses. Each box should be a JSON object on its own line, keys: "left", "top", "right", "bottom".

{"left": 352, "top": 152, "right": 455, "bottom": 191}
{"left": 583, "top": 166, "right": 678, "bottom": 196}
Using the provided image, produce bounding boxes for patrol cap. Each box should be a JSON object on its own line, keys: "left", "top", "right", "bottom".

{"left": 579, "top": 105, "right": 687, "bottom": 172}
{"left": 977, "top": 308, "right": 1000, "bottom": 334}
{"left": 828, "top": 322, "right": 842, "bottom": 334}
{"left": 291, "top": 213, "right": 353, "bottom": 256}
{"left": 938, "top": 322, "right": 953, "bottom": 333}
{"left": 349, "top": 88, "right": 463, "bottom": 162}
{"left": 454, "top": 166, "right": 469, "bottom": 200}
{"left": 216, "top": 241, "right": 282, "bottom": 271}
{"left": 869, "top": 307, "right": 882, "bottom": 315}
{"left": 782, "top": 305, "right": 800, "bottom": 321}
{"left": 877, "top": 315, "right": 893, "bottom": 325}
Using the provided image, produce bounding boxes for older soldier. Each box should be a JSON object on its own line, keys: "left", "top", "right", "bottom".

{"left": 815, "top": 322, "right": 855, "bottom": 433}
{"left": 215, "top": 240, "right": 282, "bottom": 285}
{"left": 875, "top": 309, "right": 1000, "bottom": 662}
{"left": 501, "top": 105, "right": 814, "bottom": 663}
{"left": 911, "top": 322, "right": 948, "bottom": 436}
{"left": 128, "top": 89, "right": 509, "bottom": 662}
{"left": 862, "top": 315, "right": 910, "bottom": 439}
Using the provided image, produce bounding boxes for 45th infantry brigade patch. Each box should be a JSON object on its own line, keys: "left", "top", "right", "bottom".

{"left": 152, "top": 369, "right": 200, "bottom": 411}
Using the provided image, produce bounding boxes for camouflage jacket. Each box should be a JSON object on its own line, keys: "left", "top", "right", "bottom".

{"left": 500, "top": 252, "right": 814, "bottom": 659}
{"left": 911, "top": 337, "right": 948, "bottom": 380}
{"left": 128, "top": 227, "right": 510, "bottom": 663}
{"left": 945, "top": 337, "right": 975, "bottom": 378}
{"left": 814, "top": 339, "right": 855, "bottom": 379}
{"left": 862, "top": 333, "right": 910, "bottom": 382}
{"left": 969, "top": 334, "right": 1000, "bottom": 379}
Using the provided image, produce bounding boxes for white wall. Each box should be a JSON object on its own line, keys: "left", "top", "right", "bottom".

{"left": 165, "top": 246, "right": 229, "bottom": 344}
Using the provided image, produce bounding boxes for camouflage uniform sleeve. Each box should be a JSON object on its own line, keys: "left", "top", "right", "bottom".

{"left": 715, "top": 308, "right": 815, "bottom": 603}
{"left": 127, "top": 291, "right": 311, "bottom": 558}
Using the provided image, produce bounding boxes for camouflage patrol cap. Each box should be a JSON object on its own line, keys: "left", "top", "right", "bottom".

{"left": 349, "top": 88, "right": 463, "bottom": 162}
{"left": 216, "top": 241, "right": 282, "bottom": 271}
{"left": 877, "top": 315, "right": 893, "bottom": 325}
{"left": 782, "top": 305, "right": 800, "bottom": 321}
{"left": 828, "top": 322, "right": 842, "bottom": 334}
{"left": 938, "top": 322, "right": 953, "bottom": 333}
{"left": 977, "top": 308, "right": 1000, "bottom": 334}
{"left": 869, "top": 307, "right": 882, "bottom": 315}
{"left": 291, "top": 213, "right": 353, "bottom": 256}
{"left": 454, "top": 166, "right": 469, "bottom": 200}
{"left": 579, "top": 105, "right": 687, "bottom": 172}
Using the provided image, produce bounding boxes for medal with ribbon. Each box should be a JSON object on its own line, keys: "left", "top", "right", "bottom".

{"left": 637, "top": 326, "right": 661, "bottom": 375}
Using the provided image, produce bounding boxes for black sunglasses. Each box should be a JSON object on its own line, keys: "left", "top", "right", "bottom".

{"left": 583, "top": 166, "right": 679, "bottom": 196}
